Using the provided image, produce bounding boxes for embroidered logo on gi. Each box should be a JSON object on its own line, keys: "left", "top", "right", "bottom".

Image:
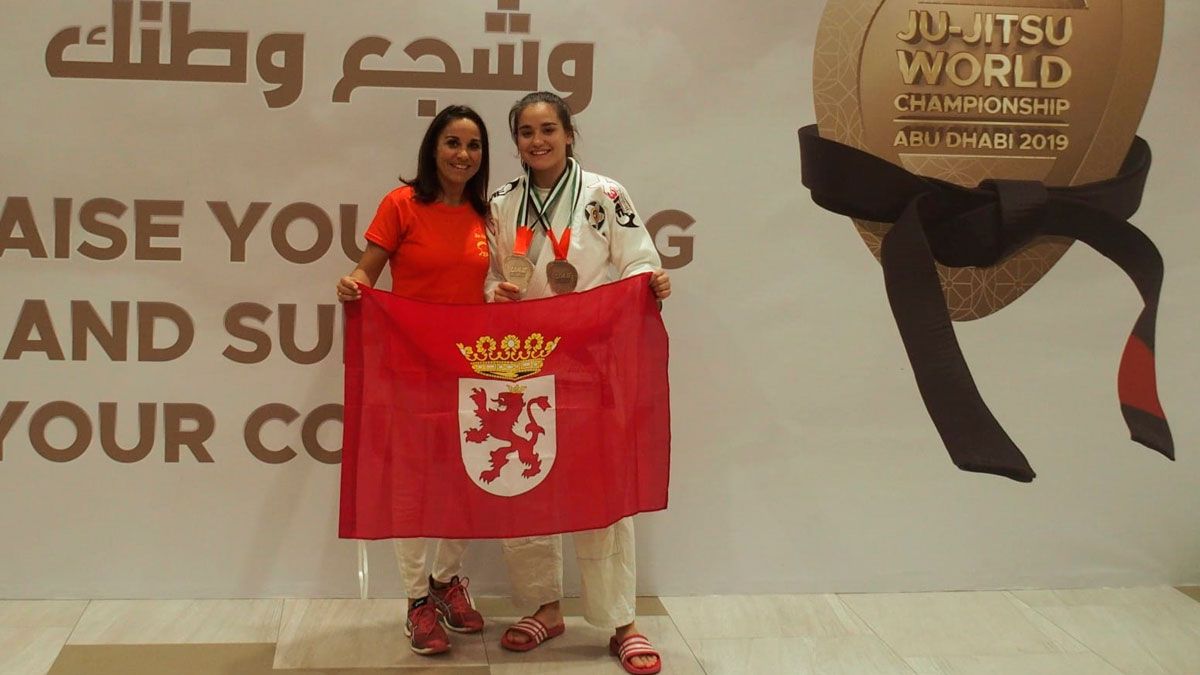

{"left": 584, "top": 201, "right": 606, "bottom": 230}
{"left": 490, "top": 178, "right": 520, "bottom": 200}
{"left": 457, "top": 333, "right": 560, "bottom": 496}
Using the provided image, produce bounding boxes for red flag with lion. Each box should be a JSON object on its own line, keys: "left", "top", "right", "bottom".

{"left": 339, "top": 274, "right": 670, "bottom": 539}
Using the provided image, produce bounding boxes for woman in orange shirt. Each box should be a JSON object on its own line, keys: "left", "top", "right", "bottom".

{"left": 335, "top": 105, "right": 491, "bottom": 656}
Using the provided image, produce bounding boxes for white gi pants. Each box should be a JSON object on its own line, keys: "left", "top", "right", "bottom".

{"left": 393, "top": 539, "right": 469, "bottom": 599}
{"left": 500, "top": 517, "right": 636, "bottom": 629}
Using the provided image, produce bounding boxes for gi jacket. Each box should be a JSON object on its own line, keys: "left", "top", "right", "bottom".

{"left": 485, "top": 168, "right": 662, "bottom": 300}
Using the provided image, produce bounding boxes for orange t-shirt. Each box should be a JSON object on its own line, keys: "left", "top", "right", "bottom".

{"left": 364, "top": 186, "right": 490, "bottom": 304}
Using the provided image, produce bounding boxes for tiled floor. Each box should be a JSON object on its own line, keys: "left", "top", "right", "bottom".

{"left": 2, "top": 587, "right": 1196, "bottom": 674}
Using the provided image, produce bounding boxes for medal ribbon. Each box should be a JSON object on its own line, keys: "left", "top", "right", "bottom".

{"left": 512, "top": 226, "right": 533, "bottom": 257}
{"left": 520, "top": 158, "right": 577, "bottom": 231}
{"left": 798, "top": 124, "right": 1171, "bottom": 482}
{"left": 518, "top": 159, "right": 582, "bottom": 261}
{"left": 546, "top": 221, "right": 572, "bottom": 261}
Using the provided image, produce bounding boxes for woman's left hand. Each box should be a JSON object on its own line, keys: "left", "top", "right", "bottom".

{"left": 650, "top": 270, "right": 671, "bottom": 300}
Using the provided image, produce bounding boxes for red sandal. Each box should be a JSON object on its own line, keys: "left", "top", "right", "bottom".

{"left": 609, "top": 633, "right": 662, "bottom": 674}
{"left": 499, "top": 616, "right": 565, "bottom": 652}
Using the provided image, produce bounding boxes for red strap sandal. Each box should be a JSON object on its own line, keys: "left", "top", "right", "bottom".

{"left": 609, "top": 633, "right": 662, "bottom": 674}
{"left": 499, "top": 616, "right": 565, "bottom": 652}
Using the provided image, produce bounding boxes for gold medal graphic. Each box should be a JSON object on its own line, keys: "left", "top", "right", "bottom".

{"left": 800, "top": 0, "right": 1173, "bottom": 481}
{"left": 814, "top": 0, "right": 1162, "bottom": 319}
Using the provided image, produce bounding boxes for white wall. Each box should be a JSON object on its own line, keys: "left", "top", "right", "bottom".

{"left": 1, "top": 0, "right": 1196, "bottom": 599}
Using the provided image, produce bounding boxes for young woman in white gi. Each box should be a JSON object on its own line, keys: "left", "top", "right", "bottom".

{"left": 485, "top": 91, "right": 671, "bottom": 675}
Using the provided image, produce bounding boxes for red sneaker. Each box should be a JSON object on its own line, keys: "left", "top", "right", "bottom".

{"left": 404, "top": 598, "right": 450, "bottom": 655}
{"left": 429, "top": 575, "right": 485, "bottom": 633}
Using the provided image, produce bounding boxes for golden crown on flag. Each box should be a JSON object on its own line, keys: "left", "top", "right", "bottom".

{"left": 456, "top": 333, "right": 561, "bottom": 381}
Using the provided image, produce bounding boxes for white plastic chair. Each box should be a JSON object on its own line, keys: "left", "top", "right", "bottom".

{"left": 356, "top": 540, "right": 370, "bottom": 599}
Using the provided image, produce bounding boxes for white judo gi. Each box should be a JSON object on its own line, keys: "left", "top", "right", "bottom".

{"left": 485, "top": 161, "right": 662, "bottom": 627}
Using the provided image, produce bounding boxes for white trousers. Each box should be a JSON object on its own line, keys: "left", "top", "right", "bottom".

{"left": 500, "top": 517, "right": 636, "bottom": 629}
{"left": 393, "top": 538, "right": 469, "bottom": 599}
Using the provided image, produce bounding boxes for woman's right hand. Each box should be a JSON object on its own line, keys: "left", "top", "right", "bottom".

{"left": 336, "top": 276, "right": 365, "bottom": 302}
{"left": 491, "top": 282, "right": 522, "bottom": 303}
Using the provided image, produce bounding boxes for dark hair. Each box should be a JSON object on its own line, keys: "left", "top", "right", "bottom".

{"left": 401, "top": 105, "right": 490, "bottom": 216}
{"left": 507, "top": 91, "right": 578, "bottom": 159}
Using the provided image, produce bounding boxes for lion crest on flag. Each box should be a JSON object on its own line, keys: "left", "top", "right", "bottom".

{"left": 463, "top": 386, "right": 552, "bottom": 483}
{"left": 456, "top": 333, "right": 561, "bottom": 497}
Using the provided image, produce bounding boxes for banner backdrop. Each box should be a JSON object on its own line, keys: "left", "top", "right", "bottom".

{"left": 1, "top": 1, "right": 1197, "bottom": 598}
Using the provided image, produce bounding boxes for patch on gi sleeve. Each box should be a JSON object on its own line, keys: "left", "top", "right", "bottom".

{"left": 613, "top": 192, "right": 639, "bottom": 228}
{"left": 584, "top": 201, "right": 607, "bottom": 230}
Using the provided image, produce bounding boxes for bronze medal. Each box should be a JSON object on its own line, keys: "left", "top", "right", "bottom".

{"left": 814, "top": 0, "right": 1163, "bottom": 319}
{"left": 502, "top": 255, "right": 535, "bottom": 292}
{"left": 545, "top": 260, "right": 579, "bottom": 295}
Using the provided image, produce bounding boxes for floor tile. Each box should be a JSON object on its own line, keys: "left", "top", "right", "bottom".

{"left": 0, "top": 601, "right": 87, "bottom": 674}
{"left": 483, "top": 615, "right": 703, "bottom": 674}
{"left": 274, "top": 599, "right": 487, "bottom": 669}
{"left": 905, "top": 653, "right": 1124, "bottom": 674}
{"left": 1, "top": 627, "right": 75, "bottom": 675}
{"left": 660, "top": 594, "right": 871, "bottom": 640}
{"left": 1011, "top": 591, "right": 1200, "bottom": 675}
{"left": 838, "top": 591, "right": 1084, "bottom": 657}
{"left": 47, "top": 643, "right": 490, "bottom": 674}
{"left": 12, "top": 590, "right": 1199, "bottom": 674}
{"left": 1000, "top": 593, "right": 1091, "bottom": 654}
{"left": 66, "top": 599, "right": 281, "bottom": 645}
{"left": 690, "top": 635, "right": 915, "bottom": 675}
{"left": 474, "top": 595, "right": 668, "bottom": 618}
